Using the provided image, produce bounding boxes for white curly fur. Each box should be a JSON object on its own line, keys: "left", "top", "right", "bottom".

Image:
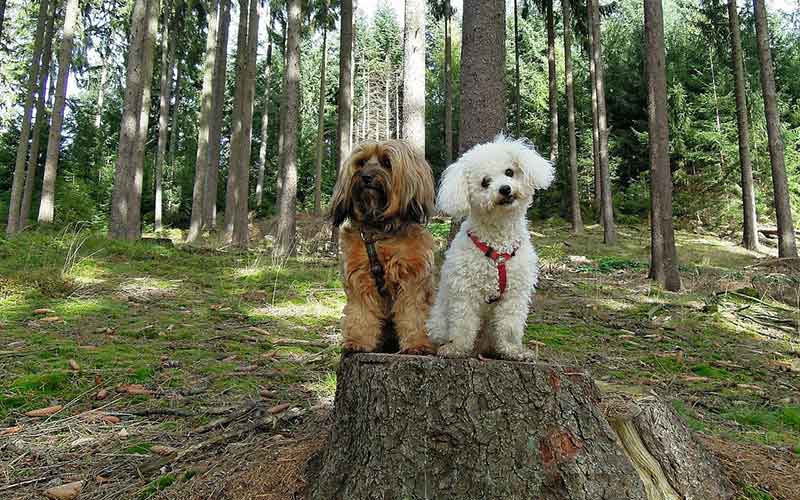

{"left": 428, "top": 135, "right": 554, "bottom": 360}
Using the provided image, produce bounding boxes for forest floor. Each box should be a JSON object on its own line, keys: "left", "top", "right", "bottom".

{"left": 0, "top": 217, "right": 799, "bottom": 499}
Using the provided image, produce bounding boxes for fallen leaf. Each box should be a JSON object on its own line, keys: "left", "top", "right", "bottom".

{"left": 151, "top": 445, "right": 177, "bottom": 456}
{"left": 68, "top": 359, "right": 80, "bottom": 371}
{"left": 95, "top": 476, "right": 110, "bottom": 484}
{"left": 248, "top": 326, "right": 270, "bottom": 336}
{"left": 94, "top": 375, "right": 102, "bottom": 386}
{"left": 33, "top": 308, "right": 55, "bottom": 315}
{"left": 0, "top": 425, "right": 22, "bottom": 435}
{"left": 268, "top": 403, "right": 291, "bottom": 415}
{"left": 43, "top": 481, "right": 82, "bottom": 500}
{"left": 117, "top": 384, "right": 152, "bottom": 396}
{"left": 25, "top": 405, "right": 63, "bottom": 417}
{"left": 40, "top": 316, "right": 62, "bottom": 323}
{"left": 95, "top": 389, "right": 108, "bottom": 401}
{"left": 71, "top": 437, "right": 95, "bottom": 447}
{"left": 103, "top": 415, "right": 121, "bottom": 424}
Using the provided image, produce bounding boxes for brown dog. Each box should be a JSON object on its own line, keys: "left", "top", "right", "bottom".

{"left": 330, "top": 140, "right": 436, "bottom": 354}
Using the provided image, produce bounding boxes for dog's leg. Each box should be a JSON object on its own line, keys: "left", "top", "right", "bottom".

{"left": 341, "top": 295, "right": 384, "bottom": 353}
{"left": 393, "top": 277, "right": 435, "bottom": 355}
{"left": 489, "top": 294, "right": 535, "bottom": 362}
{"left": 436, "top": 299, "right": 481, "bottom": 358}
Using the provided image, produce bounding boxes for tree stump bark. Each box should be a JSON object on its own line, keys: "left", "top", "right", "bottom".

{"left": 310, "top": 354, "right": 732, "bottom": 500}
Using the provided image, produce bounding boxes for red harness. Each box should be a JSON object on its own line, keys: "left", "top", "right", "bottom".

{"left": 468, "top": 231, "right": 517, "bottom": 303}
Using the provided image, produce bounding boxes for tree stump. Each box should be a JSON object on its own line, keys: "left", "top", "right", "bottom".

{"left": 310, "top": 354, "right": 732, "bottom": 500}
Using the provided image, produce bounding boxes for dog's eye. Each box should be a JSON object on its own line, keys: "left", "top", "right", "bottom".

{"left": 380, "top": 155, "right": 391, "bottom": 170}
{"left": 356, "top": 158, "right": 366, "bottom": 167}
{"left": 481, "top": 177, "right": 491, "bottom": 189}
{"left": 505, "top": 168, "right": 514, "bottom": 177}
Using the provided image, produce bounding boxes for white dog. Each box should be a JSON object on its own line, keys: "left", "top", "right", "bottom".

{"left": 428, "top": 135, "right": 554, "bottom": 360}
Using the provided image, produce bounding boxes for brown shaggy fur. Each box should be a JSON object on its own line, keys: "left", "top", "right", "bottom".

{"left": 330, "top": 140, "right": 436, "bottom": 354}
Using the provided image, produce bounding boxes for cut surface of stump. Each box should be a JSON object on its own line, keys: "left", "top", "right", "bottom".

{"left": 310, "top": 353, "right": 732, "bottom": 500}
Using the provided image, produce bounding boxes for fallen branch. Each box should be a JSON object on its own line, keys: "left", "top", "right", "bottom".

{"left": 272, "top": 338, "right": 328, "bottom": 348}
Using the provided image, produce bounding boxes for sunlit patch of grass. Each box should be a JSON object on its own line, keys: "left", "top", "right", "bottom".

{"left": 722, "top": 406, "right": 800, "bottom": 433}
{"left": 306, "top": 372, "right": 337, "bottom": 401}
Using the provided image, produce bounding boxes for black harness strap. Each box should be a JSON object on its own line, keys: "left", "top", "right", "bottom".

{"left": 361, "top": 232, "right": 390, "bottom": 300}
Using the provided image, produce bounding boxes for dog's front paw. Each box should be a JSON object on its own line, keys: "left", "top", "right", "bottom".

{"left": 497, "top": 346, "right": 537, "bottom": 362}
{"left": 342, "top": 340, "right": 375, "bottom": 353}
{"left": 399, "top": 342, "right": 435, "bottom": 356}
{"left": 437, "top": 343, "right": 472, "bottom": 359}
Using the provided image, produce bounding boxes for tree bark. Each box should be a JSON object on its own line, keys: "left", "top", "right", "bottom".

{"left": 224, "top": 0, "right": 258, "bottom": 247}
{"left": 314, "top": 16, "right": 328, "bottom": 216}
{"left": 110, "top": 0, "right": 150, "bottom": 239}
{"left": 563, "top": 0, "right": 583, "bottom": 234}
{"left": 444, "top": 0, "right": 452, "bottom": 165}
{"left": 168, "top": 59, "right": 182, "bottom": 177}
{"left": 255, "top": 28, "right": 272, "bottom": 208}
{"left": 204, "top": 0, "right": 230, "bottom": 230}
{"left": 310, "top": 355, "right": 733, "bottom": 499}
{"left": 513, "top": 0, "right": 521, "bottom": 137}
{"left": 0, "top": 0, "right": 6, "bottom": 44}
{"left": 332, "top": 0, "right": 353, "bottom": 247}
{"left": 402, "top": 0, "right": 425, "bottom": 154}
{"left": 19, "top": 0, "right": 56, "bottom": 230}
{"left": 186, "top": 0, "right": 219, "bottom": 243}
{"left": 448, "top": 0, "right": 506, "bottom": 244}
{"left": 274, "top": 0, "right": 301, "bottom": 256}
{"left": 645, "top": 0, "right": 681, "bottom": 292}
{"left": 124, "top": 0, "right": 158, "bottom": 239}
{"left": 588, "top": 25, "right": 601, "bottom": 210}
{"left": 589, "top": 0, "right": 616, "bottom": 244}
{"left": 37, "top": 0, "right": 80, "bottom": 225}
{"left": 94, "top": 43, "right": 110, "bottom": 176}
{"left": 547, "top": 0, "right": 558, "bottom": 164}
{"left": 727, "top": 0, "right": 759, "bottom": 252}
{"left": 154, "top": 0, "right": 178, "bottom": 232}
{"left": 752, "top": 0, "right": 797, "bottom": 257}
{"left": 384, "top": 57, "right": 390, "bottom": 140}
{"left": 6, "top": 0, "right": 49, "bottom": 235}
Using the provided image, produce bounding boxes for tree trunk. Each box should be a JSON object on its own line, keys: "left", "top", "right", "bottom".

{"left": 588, "top": 27, "right": 601, "bottom": 210}
{"left": 274, "top": 0, "right": 301, "bottom": 256}
{"left": 513, "top": 0, "right": 521, "bottom": 137}
{"left": 727, "top": 0, "right": 759, "bottom": 252}
{"left": 314, "top": 19, "right": 328, "bottom": 216}
{"left": 168, "top": 59, "right": 182, "bottom": 177}
{"left": 155, "top": 0, "right": 178, "bottom": 232}
{"left": 563, "top": 0, "right": 583, "bottom": 234}
{"left": 645, "top": 0, "right": 681, "bottom": 292}
{"left": 332, "top": 0, "right": 353, "bottom": 247}
{"left": 256, "top": 30, "right": 272, "bottom": 208}
{"left": 38, "top": 0, "right": 80, "bottom": 225}
{"left": 402, "top": 0, "right": 425, "bottom": 153}
{"left": 394, "top": 69, "right": 399, "bottom": 139}
{"left": 0, "top": 0, "right": 6, "bottom": 43}
{"left": 448, "top": 0, "right": 506, "bottom": 244}
{"left": 384, "top": 57, "right": 390, "bottom": 140}
{"left": 234, "top": 0, "right": 259, "bottom": 246}
{"left": 110, "top": 0, "right": 149, "bottom": 240}
{"left": 19, "top": 0, "right": 56, "bottom": 230}
{"left": 204, "top": 0, "right": 230, "bottom": 230}
{"left": 589, "top": 0, "right": 616, "bottom": 244}
{"left": 444, "top": 0, "right": 452, "bottom": 165}
{"left": 274, "top": 21, "right": 288, "bottom": 195}
{"left": 310, "top": 354, "right": 733, "bottom": 500}
{"left": 547, "top": 0, "right": 558, "bottom": 164}
{"left": 94, "top": 43, "right": 110, "bottom": 175}
{"left": 6, "top": 0, "right": 48, "bottom": 235}
{"left": 753, "top": 0, "right": 797, "bottom": 257}
{"left": 124, "top": 0, "right": 158, "bottom": 239}
{"left": 224, "top": 0, "right": 258, "bottom": 247}
{"left": 186, "top": 0, "right": 219, "bottom": 243}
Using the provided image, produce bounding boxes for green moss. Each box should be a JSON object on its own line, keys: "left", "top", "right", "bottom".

{"left": 138, "top": 473, "right": 177, "bottom": 499}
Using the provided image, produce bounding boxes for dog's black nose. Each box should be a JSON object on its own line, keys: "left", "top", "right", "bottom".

{"left": 360, "top": 173, "right": 373, "bottom": 184}
{"left": 499, "top": 185, "right": 512, "bottom": 196}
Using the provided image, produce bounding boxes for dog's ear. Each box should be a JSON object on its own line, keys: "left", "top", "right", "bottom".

{"left": 509, "top": 138, "right": 554, "bottom": 191}
{"left": 329, "top": 149, "right": 359, "bottom": 227}
{"left": 436, "top": 160, "right": 470, "bottom": 217}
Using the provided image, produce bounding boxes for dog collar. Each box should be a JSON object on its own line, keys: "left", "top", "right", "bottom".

{"left": 468, "top": 231, "right": 517, "bottom": 303}
{"left": 360, "top": 230, "right": 390, "bottom": 300}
